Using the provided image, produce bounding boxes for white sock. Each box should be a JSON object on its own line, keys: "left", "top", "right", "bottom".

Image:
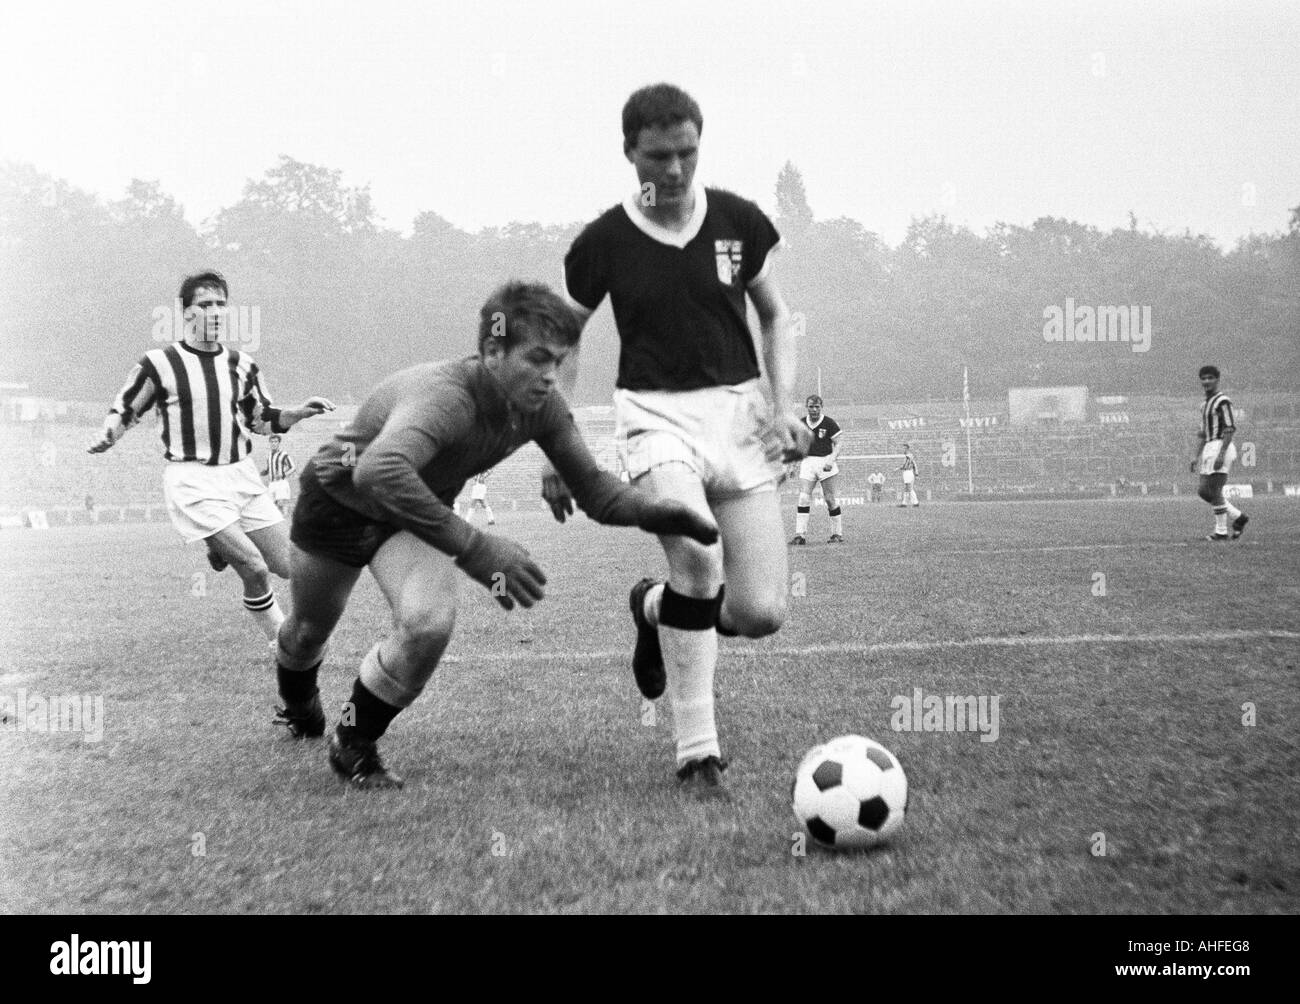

{"left": 642, "top": 582, "right": 664, "bottom": 626}
{"left": 830, "top": 511, "right": 843, "bottom": 535}
{"left": 244, "top": 591, "right": 284, "bottom": 642}
{"left": 1214, "top": 508, "right": 1228, "bottom": 534}
{"left": 661, "top": 625, "right": 720, "bottom": 766}
{"left": 1224, "top": 502, "right": 1242, "bottom": 521}
{"left": 795, "top": 507, "right": 810, "bottom": 534}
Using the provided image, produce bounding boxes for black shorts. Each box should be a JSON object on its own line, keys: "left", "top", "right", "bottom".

{"left": 290, "top": 464, "right": 400, "bottom": 568}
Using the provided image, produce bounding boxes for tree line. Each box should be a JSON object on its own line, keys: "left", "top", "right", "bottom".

{"left": 2, "top": 157, "right": 1295, "bottom": 406}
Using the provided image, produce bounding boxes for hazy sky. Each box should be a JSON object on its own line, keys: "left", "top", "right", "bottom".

{"left": 2, "top": 0, "right": 1296, "bottom": 247}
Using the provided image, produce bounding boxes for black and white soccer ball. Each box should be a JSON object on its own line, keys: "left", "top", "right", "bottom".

{"left": 792, "top": 735, "right": 908, "bottom": 849}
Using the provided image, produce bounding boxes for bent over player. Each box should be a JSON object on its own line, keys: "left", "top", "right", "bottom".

{"left": 273, "top": 282, "right": 718, "bottom": 789}
{"left": 1190, "top": 365, "right": 1248, "bottom": 541}
{"left": 790, "top": 394, "right": 844, "bottom": 544}
{"left": 89, "top": 271, "right": 334, "bottom": 644}
{"left": 550, "top": 83, "right": 809, "bottom": 799}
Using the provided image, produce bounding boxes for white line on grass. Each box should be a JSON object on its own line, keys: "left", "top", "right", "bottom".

{"left": 445, "top": 628, "right": 1300, "bottom": 665}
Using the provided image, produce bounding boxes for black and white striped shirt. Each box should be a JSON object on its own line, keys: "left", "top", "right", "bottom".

{"left": 1200, "top": 392, "right": 1235, "bottom": 442}
{"left": 267, "top": 449, "right": 296, "bottom": 482}
{"left": 107, "top": 343, "right": 285, "bottom": 465}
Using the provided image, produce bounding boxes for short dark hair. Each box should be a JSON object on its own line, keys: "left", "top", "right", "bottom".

{"left": 478, "top": 281, "right": 581, "bottom": 355}
{"left": 1198, "top": 365, "right": 1221, "bottom": 379}
{"left": 179, "top": 271, "right": 228, "bottom": 310}
{"left": 806, "top": 394, "right": 823, "bottom": 407}
{"left": 622, "top": 83, "right": 703, "bottom": 150}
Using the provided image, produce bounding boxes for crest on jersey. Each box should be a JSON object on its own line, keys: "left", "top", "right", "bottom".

{"left": 715, "top": 240, "right": 743, "bottom": 285}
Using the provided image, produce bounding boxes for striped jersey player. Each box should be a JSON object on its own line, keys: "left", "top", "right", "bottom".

{"left": 88, "top": 271, "right": 335, "bottom": 647}
{"left": 898, "top": 444, "right": 919, "bottom": 507}
{"left": 790, "top": 394, "right": 845, "bottom": 544}
{"left": 1189, "top": 365, "right": 1248, "bottom": 541}
{"left": 263, "top": 435, "right": 297, "bottom": 513}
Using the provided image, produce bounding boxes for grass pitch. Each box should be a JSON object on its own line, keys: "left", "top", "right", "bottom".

{"left": 2, "top": 496, "right": 1297, "bottom": 914}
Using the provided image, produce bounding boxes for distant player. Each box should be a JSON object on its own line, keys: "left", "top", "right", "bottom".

{"left": 464, "top": 471, "right": 496, "bottom": 525}
{"left": 1190, "top": 365, "right": 1248, "bottom": 541}
{"left": 89, "top": 271, "right": 334, "bottom": 644}
{"left": 262, "top": 434, "right": 296, "bottom": 514}
{"left": 549, "top": 83, "right": 809, "bottom": 799}
{"left": 790, "top": 394, "right": 844, "bottom": 544}
{"left": 869, "top": 471, "right": 884, "bottom": 503}
{"left": 273, "top": 282, "right": 718, "bottom": 788}
{"left": 897, "top": 444, "right": 919, "bottom": 507}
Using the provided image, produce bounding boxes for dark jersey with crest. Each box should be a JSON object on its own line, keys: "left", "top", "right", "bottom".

{"left": 804, "top": 415, "right": 842, "bottom": 457}
{"left": 564, "top": 186, "right": 781, "bottom": 392}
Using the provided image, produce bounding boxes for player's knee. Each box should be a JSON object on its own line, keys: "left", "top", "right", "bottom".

{"left": 797, "top": 491, "right": 812, "bottom": 507}
{"left": 730, "top": 598, "right": 786, "bottom": 638}
{"left": 283, "top": 616, "right": 331, "bottom": 653}
{"left": 393, "top": 607, "right": 455, "bottom": 658}
{"left": 1196, "top": 483, "right": 1215, "bottom": 503}
{"left": 231, "top": 553, "right": 270, "bottom": 586}
{"left": 666, "top": 540, "right": 723, "bottom": 591}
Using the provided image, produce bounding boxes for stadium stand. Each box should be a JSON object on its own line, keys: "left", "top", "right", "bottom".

{"left": 2, "top": 394, "right": 1297, "bottom": 525}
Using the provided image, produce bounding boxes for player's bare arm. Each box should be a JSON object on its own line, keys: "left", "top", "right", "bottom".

{"left": 1191, "top": 430, "right": 1207, "bottom": 472}
{"left": 748, "top": 273, "right": 807, "bottom": 460}
{"left": 276, "top": 396, "right": 337, "bottom": 429}
{"left": 540, "top": 301, "right": 594, "bottom": 521}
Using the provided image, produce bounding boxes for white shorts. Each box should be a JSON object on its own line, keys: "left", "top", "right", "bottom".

{"left": 615, "top": 379, "right": 781, "bottom": 500}
{"left": 471, "top": 484, "right": 488, "bottom": 502}
{"left": 162, "top": 457, "right": 284, "bottom": 544}
{"left": 799, "top": 456, "right": 839, "bottom": 482}
{"left": 1198, "top": 440, "right": 1237, "bottom": 476}
{"left": 270, "top": 479, "right": 291, "bottom": 502}
{"left": 902, "top": 470, "right": 916, "bottom": 486}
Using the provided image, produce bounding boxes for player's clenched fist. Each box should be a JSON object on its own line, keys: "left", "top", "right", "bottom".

{"left": 86, "top": 422, "right": 120, "bottom": 454}
{"left": 456, "top": 532, "right": 547, "bottom": 610}
{"left": 636, "top": 499, "right": 720, "bottom": 545}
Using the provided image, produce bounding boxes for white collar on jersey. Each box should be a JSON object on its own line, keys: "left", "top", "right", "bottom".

{"left": 621, "top": 181, "right": 708, "bottom": 248}
{"left": 804, "top": 415, "right": 825, "bottom": 430}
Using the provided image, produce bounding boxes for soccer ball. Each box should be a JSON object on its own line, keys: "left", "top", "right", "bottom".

{"left": 792, "top": 735, "right": 908, "bottom": 849}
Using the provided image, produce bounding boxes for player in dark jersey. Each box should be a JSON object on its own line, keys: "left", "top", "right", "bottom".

{"left": 790, "top": 394, "right": 844, "bottom": 544}
{"left": 272, "top": 281, "right": 718, "bottom": 789}
{"left": 549, "top": 83, "right": 810, "bottom": 800}
{"left": 89, "top": 271, "right": 335, "bottom": 646}
{"left": 1190, "top": 365, "right": 1248, "bottom": 541}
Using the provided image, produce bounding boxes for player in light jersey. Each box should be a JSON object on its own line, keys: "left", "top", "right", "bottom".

{"left": 897, "top": 445, "right": 919, "bottom": 507}
{"left": 89, "top": 271, "right": 334, "bottom": 644}
{"left": 464, "top": 471, "right": 496, "bottom": 525}
{"left": 551, "top": 84, "right": 809, "bottom": 799}
{"left": 790, "top": 395, "right": 844, "bottom": 544}
{"left": 1190, "top": 365, "right": 1248, "bottom": 541}
{"left": 263, "top": 435, "right": 296, "bottom": 514}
